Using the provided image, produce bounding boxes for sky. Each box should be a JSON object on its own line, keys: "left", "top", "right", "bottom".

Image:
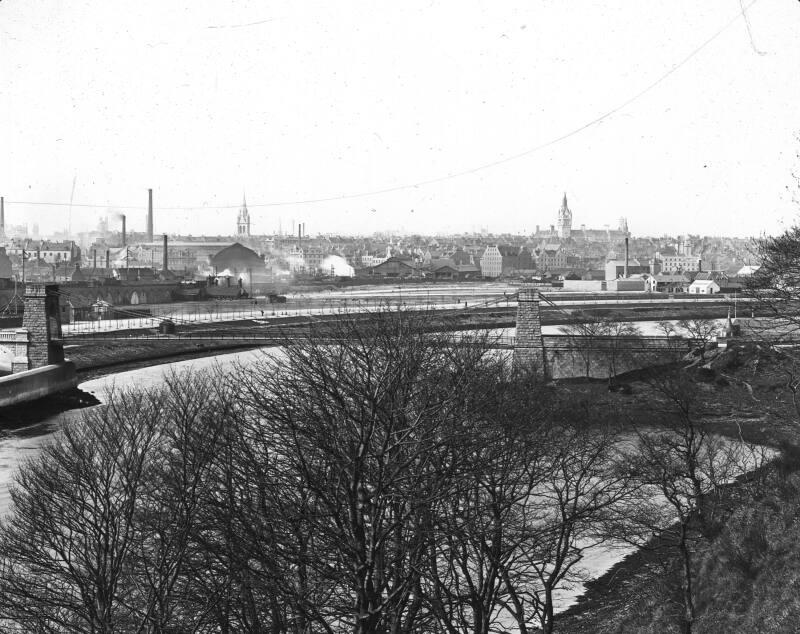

{"left": 1, "top": 1, "right": 799, "bottom": 238}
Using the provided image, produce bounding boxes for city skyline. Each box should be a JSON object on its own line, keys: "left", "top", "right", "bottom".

{"left": 2, "top": 1, "right": 799, "bottom": 238}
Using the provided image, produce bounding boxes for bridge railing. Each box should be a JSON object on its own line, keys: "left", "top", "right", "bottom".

{"left": 0, "top": 330, "right": 17, "bottom": 343}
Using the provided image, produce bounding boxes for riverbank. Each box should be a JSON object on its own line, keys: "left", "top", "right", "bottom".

{"left": 3, "top": 324, "right": 793, "bottom": 630}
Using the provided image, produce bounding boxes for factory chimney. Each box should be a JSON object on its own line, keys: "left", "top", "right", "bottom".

{"left": 106, "top": 249, "right": 110, "bottom": 270}
{"left": 162, "top": 234, "right": 169, "bottom": 272}
{"left": 93, "top": 249, "right": 97, "bottom": 270}
{"left": 121, "top": 214, "right": 126, "bottom": 247}
{"left": 624, "top": 237, "right": 629, "bottom": 278}
{"left": 298, "top": 225, "right": 301, "bottom": 248}
{"left": 147, "top": 188, "right": 153, "bottom": 243}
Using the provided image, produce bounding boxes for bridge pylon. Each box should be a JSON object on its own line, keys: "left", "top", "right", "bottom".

{"left": 22, "top": 284, "right": 65, "bottom": 369}
{"left": 513, "top": 285, "right": 547, "bottom": 378}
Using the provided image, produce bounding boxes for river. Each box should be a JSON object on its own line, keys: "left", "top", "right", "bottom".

{"left": 0, "top": 345, "right": 767, "bottom": 618}
{"left": 0, "top": 349, "right": 266, "bottom": 515}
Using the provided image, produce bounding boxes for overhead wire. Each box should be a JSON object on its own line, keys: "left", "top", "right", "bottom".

{"left": 4, "top": 0, "right": 759, "bottom": 213}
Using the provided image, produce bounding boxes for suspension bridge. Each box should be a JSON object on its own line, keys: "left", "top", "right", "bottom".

{"left": 0, "top": 282, "right": 741, "bottom": 403}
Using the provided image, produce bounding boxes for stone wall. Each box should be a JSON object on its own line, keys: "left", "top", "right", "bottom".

{"left": 0, "top": 362, "right": 77, "bottom": 408}
{"left": 21, "top": 284, "right": 64, "bottom": 369}
{"left": 60, "top": 282, "right": 176, "bottom": 307}
{"left": 513, "top": 285, "right": 547, "bottom": 376}
{"left": 542, "top": 335, "right": 685, "bottom": 379}
{"left": 513, "top": 284, "right": 686, "bottom": 379}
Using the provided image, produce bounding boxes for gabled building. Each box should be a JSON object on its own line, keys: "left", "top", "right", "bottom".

{"left": 538, "top": 244, "right": 567, "bottom": 272}
{"left": 688, "top": 279, "right": 720, "bottom": 295}
{"left": 6, "top": 239, "right": 81, "bottom": 264}
{"left": 365, "top": 257, "right": 419, "bottom": 279}
{"left": 654, "top": 273, "right": 691, "bottom": 293}
{"left": 210, "top": 242, "right": 268, "bottom": 283}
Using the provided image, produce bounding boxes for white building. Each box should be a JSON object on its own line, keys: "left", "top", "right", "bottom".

{"left": 656, "top": 247, "right": 700, "bottom": 273}
{"left": 479, "top": 245, "right": 503, "bottom": 278}
{"left": 688, "top": 279, "right": 720, "bottom": 294}
{"left": 737, "top": 265, "right": 760, "bottom": 276}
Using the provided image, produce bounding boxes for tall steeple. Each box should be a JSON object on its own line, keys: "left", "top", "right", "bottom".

{"left": 237, "top": 194, "right": 251, "bottom": 237}
{"left": 557, "top": 192, "right": 572, "bottom": 239}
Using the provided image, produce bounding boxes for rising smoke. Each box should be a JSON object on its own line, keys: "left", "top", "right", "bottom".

{"left": 322, "top": 255, "right": 354, "bottom": 277}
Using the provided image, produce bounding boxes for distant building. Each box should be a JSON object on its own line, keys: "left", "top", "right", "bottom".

{"left": 656, "top": 236, "right": 701, "bottom": 272}
{"left": 532, "top": 193, "right": 628, "bottom": 244}
{"left": 365, "top": 257, "right": 418, "bottom": 279}
{"left": 688, "top": 279, "right": 720, "bottom": 295}
{"left": 655, "top": 273, "right": 690, "bottom": 293}
{"left": 210, "top": 242, "right": 267, "bottom": 283}
{"left": 557, "top": 193, "right": 572, "bottom": 239}
{"left": 737, "top": 264, "right": 760, "bottom": 276}
{"left": 0, "top": 247, "right": 12, "bottom": 279}
{"left": 538, "top": 244, "right": 567, "bottom": 272}
{"left": 237, "top": 197, "right": 251, "bottom": 237}
{"left": 479, "top": 246, "right": 503, "bottom": 278}
{"left": 6, "top": 239, "right": 80, "bottom": 264}
{"left": 304, "top": 246, "right": 326, "bottom": 273}
{"left": 604, "top": 258, "right": 651, "bottom": 280}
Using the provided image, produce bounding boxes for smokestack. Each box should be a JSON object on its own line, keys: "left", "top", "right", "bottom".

{"left": 93, "top": 249, "right": 97, "bottom": 270}
{"left": 147, "top": 189, "right": 153, "bottom": 242}
{"left": 624, "top": 237, "right": 629, "bottom": 278}
{"left": 298, "top": 224, "right": 301, "bottom": 247}
{"left": 121, "top": 214, "right": 126, "bottom": 247}
{"left": 162, "top": 234, "right": 168, "bottom": 272}
{"left": 698, "top": 259, "right": 702, "bottom": 273}
{"left": 106, "top": 249, "right": 110, "bottom": 270}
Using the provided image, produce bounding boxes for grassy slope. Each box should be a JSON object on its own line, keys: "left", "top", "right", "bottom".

{"left": 557, "top": 343, "right": 800, "bottom": 633}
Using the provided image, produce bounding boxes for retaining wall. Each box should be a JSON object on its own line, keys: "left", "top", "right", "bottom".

{"left": 0, "top": 362, "right": 78, "bottom": 408}
{"left": 542, "top": 335, "right": 686, "bottom": 379}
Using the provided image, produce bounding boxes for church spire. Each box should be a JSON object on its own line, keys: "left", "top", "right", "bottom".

{"left": 237, "top": 193, "right": 251, "bottom": 237}
{"left": 557, "top": 192, "right": 572, "bottom": 239}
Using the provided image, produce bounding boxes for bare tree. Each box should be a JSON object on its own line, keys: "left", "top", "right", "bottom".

{"left": 559, "top": 312, "right": 610, "bottom": 377}
{"left": 675, "top": 319, "right": 720, "bottom": 363}
{"left": 747, "top": 224, "right": 800, "bottom": 337}
{"left": 560, "top": 313, "right": 643, "bottom": 383}
{"left": 125, "top": 370, "right": 237, "bottom": 633}
{"left": 499, "top": 415, "right": 634, "bottom": 634}
{"left": 422, "top": 382, "right": 555, "bottom": 634}
{"left": 603, "top": 320, "right": 643, "bottom": 385}
{"left": 624, "top": 371, "right": 758, "bottom": 634}
{"left": 232, "top": 309, "right": 508, "bottom": 633}
{"left": 0, "top": 387, "right": 163, "bottom": 633}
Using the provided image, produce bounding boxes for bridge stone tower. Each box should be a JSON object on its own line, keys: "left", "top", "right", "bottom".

{"left": 513, "top": 285, "right": 547, "bottom": 377}
{"left": 22, "top": 284, "right": 65, "bottom": 369}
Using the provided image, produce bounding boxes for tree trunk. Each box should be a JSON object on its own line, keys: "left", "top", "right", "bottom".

{"left": 679, "top": 524, "right": 695, "bottom": 634}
